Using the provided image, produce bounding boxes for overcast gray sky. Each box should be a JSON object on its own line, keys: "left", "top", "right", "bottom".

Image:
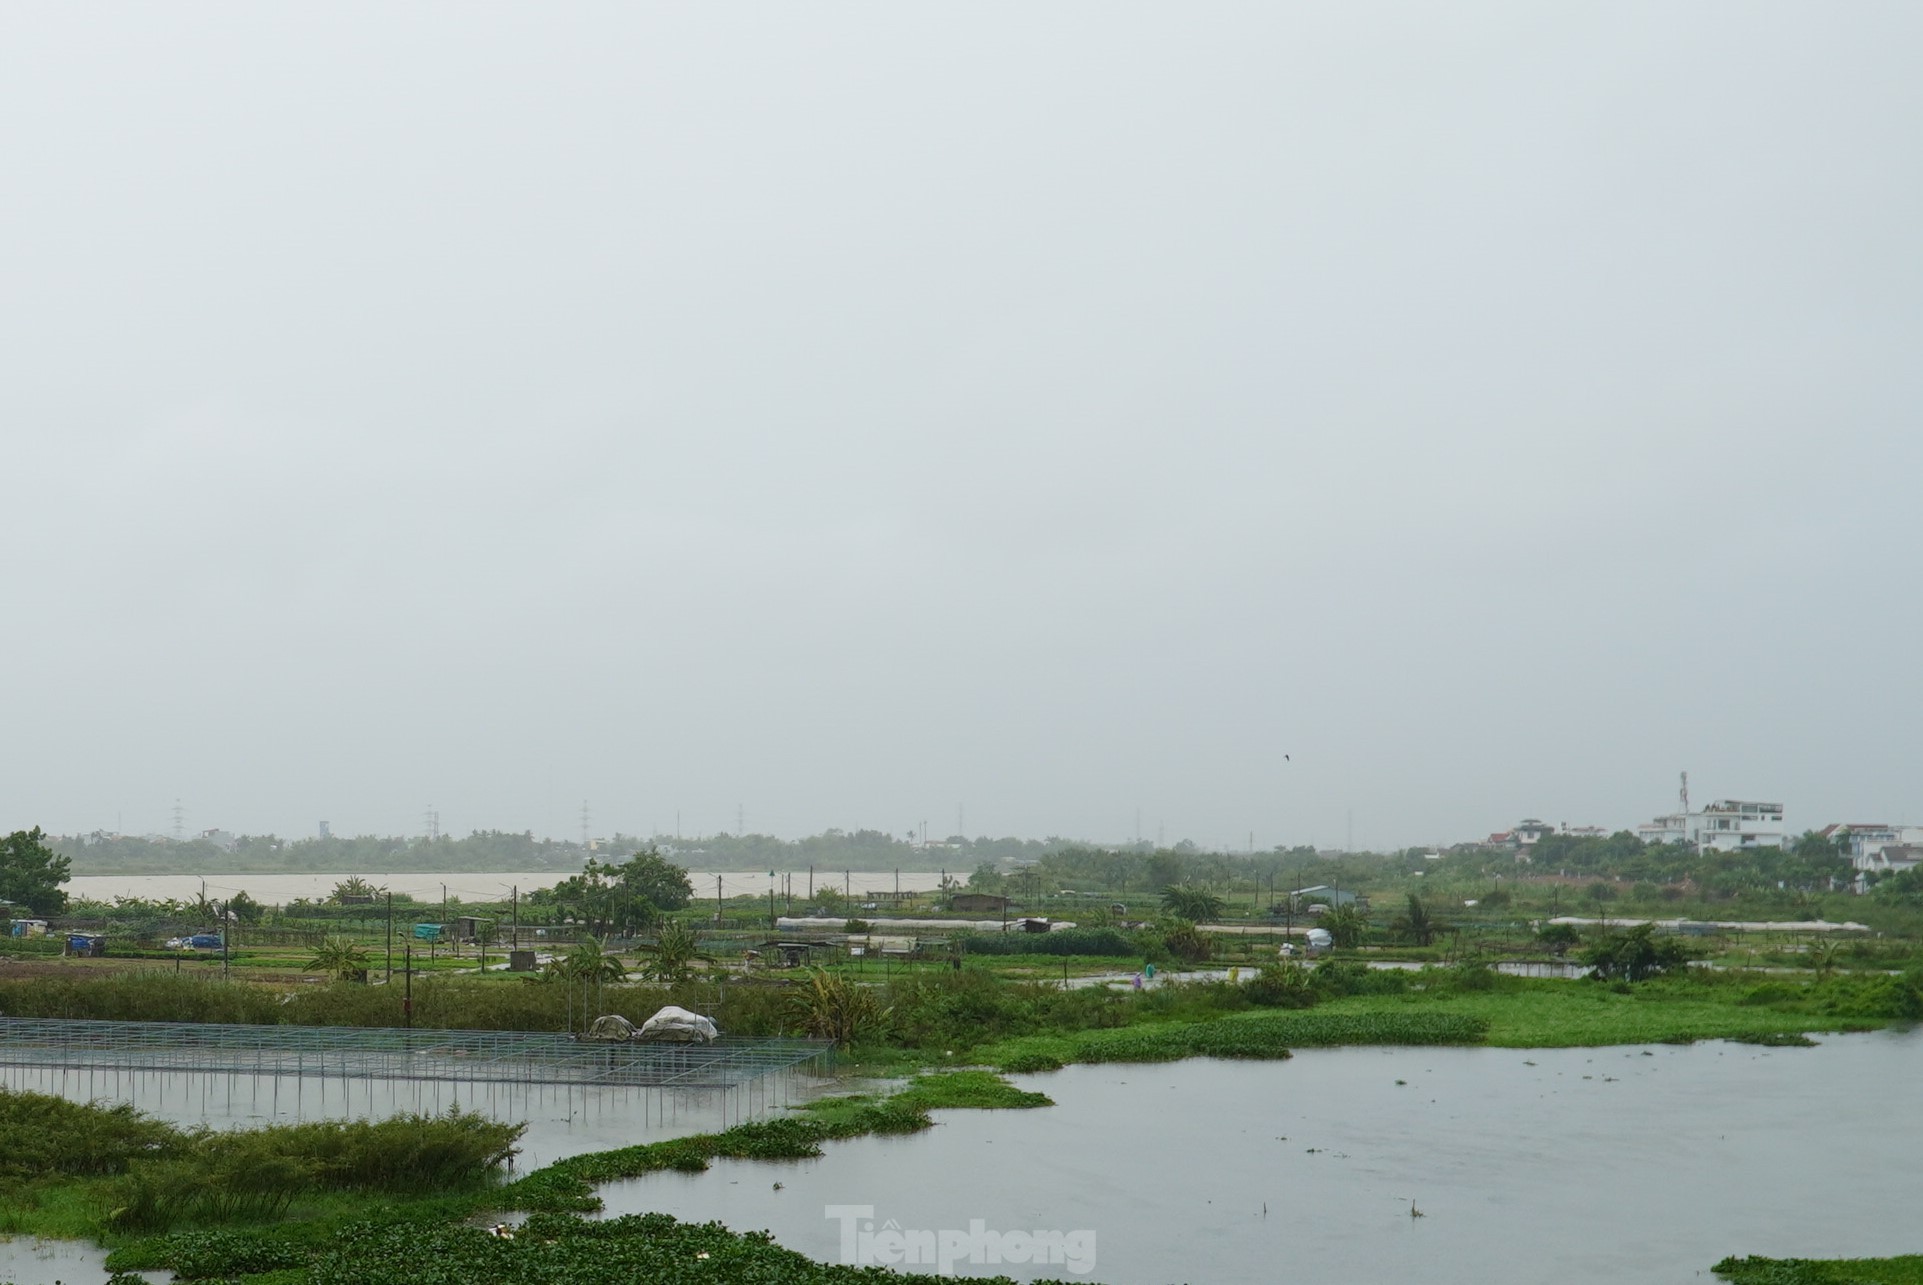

{"left": 4, "top": 3, "right": 1919, "bottom": 851}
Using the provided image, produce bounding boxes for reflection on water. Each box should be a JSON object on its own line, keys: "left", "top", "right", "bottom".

{"left": 599, "top": 1029, "right": 1923, "bottom": 1285}
{"left": 0, "top": 1236, "right": 155, "bottom": 1285}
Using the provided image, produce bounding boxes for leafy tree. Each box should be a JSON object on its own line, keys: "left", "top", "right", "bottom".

{"left": 1537, "top": 922, "right": 1581, "bottom": 957}
{"left": 615, "top": 847, "right": 694, "bottom": 911}
{"left": 0, "top": 828, "right": 70, "bottom": 916}
{"left": 1582, "top": 924, "right": 1693, "bottom": 982}
{"left": 225, "top": 891, "right": 264, "bottom": 925}
{"left": 1321, "top": 903, "right": 1369, "bottom": 948}
{"left": 967, "top": 863, "right": 1004, "bottom": 891}
{"left": 1160, "top": 883, "right": 1226, "bottom": 921}
{"left": 541, "top": 854, "right": 676, "bottom": 936}
{"left": 1143, "top": 851, "right": 1186, "bottom": 892}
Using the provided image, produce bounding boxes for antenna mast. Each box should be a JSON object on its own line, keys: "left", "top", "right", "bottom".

{"left": 1679, "top": 771, "right": 1689, "bottom": 813}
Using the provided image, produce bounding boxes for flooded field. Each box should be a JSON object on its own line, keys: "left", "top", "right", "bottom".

{"left": 600, "top": 1029, "right": 1923, "bottom": 1284}
{"left": 7, "top": 1031, "right": 1916, "bottom": 1283}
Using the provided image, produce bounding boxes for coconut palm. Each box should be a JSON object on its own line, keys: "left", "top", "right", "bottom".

{"left": 1390, "top": 894, "right": 1443, "bottom": 947}
{"left": 543, "top": 936, "right": 628, "bottom": 1032}
{"left": 1160, "top": 883, "right": 1226, "bottom": 922}
{"left": 306, "top": 937, "right": 370, "bottom": 982}
{"left": 1321, "top": 903, "right": 1369, "bottom": 949}
{"left": 330, "top": 876, "right": 377, "bottom": 904}
{"left": 635, "top": 919, "right": 714, "bottom": 983}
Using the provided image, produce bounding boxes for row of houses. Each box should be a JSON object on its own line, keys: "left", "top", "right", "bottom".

{"left": 1819, "top": 824, "right": 1923, "bottom": 876}
{"left": 1485, "top": 801, "right": 1923, "bottom": 880}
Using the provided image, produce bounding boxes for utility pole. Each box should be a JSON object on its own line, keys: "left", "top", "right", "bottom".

{"left": 403, "top": 943, "right": 413, "bottom": 1028}
{"left": 715, "top": 874, "right": 723, "bottom": 924}
{"left": 511, "top": 886, "right": 519, "bottom": 950}
{"left": 808, "top": 865, "right": 814, "bottom": 901}
{"left": 386, "top": 891, "right": 394, "bottom": 981}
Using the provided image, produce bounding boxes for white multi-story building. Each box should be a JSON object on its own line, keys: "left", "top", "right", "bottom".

{"left": 1820, "top": 824, "right": 1923, "bottom": 872}
{"left": 1637, "top": 799, "right": 1786, "bottom": 854}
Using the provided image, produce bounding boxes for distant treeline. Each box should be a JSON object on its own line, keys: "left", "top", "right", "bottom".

{"left": 56, "top": 827, "right": 1063, "bottom": 875}
{"left": 57, "top": 830, "right": 584, "bottom": 875}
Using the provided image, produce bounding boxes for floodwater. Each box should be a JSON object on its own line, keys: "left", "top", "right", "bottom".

{"left": 0, "top": 1062, "right": 840, "bottom": 1285}
{"left": 599, "top": 1028, "right": 1923, "bottom": 1284}
{"left": 0, "top": 1063, "right": 829, "bottom": 1172}
{"left": 64, "top": 870, "right": 952, "bottom": 906}
{"left": 10, "top": 1033, "right": 1915, "bottom": 1283}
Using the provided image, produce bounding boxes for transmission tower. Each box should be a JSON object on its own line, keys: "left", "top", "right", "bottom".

{"left": 171, "top": 799, "right": 184, "bottom": 842}
{"left": 580, "top": 800, "right": 591, "bottom": 849}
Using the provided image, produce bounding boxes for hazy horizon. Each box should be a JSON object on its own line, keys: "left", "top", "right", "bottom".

{"left": 7, "top": 5, "right": 1919, "bottom": 851}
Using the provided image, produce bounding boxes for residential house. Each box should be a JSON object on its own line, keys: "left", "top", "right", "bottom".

{"left": 1638, "top": 800, "right": 1787, "bottom": 854}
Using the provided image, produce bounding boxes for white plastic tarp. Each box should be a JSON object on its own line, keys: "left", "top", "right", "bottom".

{"left": 638, "top": 1005, "right": 719, "bottom": 1043}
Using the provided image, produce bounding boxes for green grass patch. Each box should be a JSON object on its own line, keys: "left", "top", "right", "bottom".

{"left": 979, "top": 1007, "right": 1487, "bottom": 1072}
{"left": 1319, "top": 984, "right": 1879, "bottom": 1049}
{"left": 1715, "top": 1254, "right": 1923, "bottom": 1283}
{"left": 303, "top": 1210, "right": 1065, "bottom": 1285}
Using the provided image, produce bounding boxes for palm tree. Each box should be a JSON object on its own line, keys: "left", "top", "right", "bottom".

{"left": 1161, "top": 883, "right": 1226, "bottom": 922}
{"left": 543, "top": 936, "right": 628, "bottom": 1032}
{"left": 306, "top": 937, "right": 370, "bottom": 982}
{"left": 635, "top": 919, "right": 714, "bottom": 983}
{"left": 1390, "top": 894, "right": 1442, "bottom": 947}
{"left": 1321, "top": 903, "right": 1369, "bottom": 949}
{"left": 330, "top": 876, "right": 377, "bottom": 903}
